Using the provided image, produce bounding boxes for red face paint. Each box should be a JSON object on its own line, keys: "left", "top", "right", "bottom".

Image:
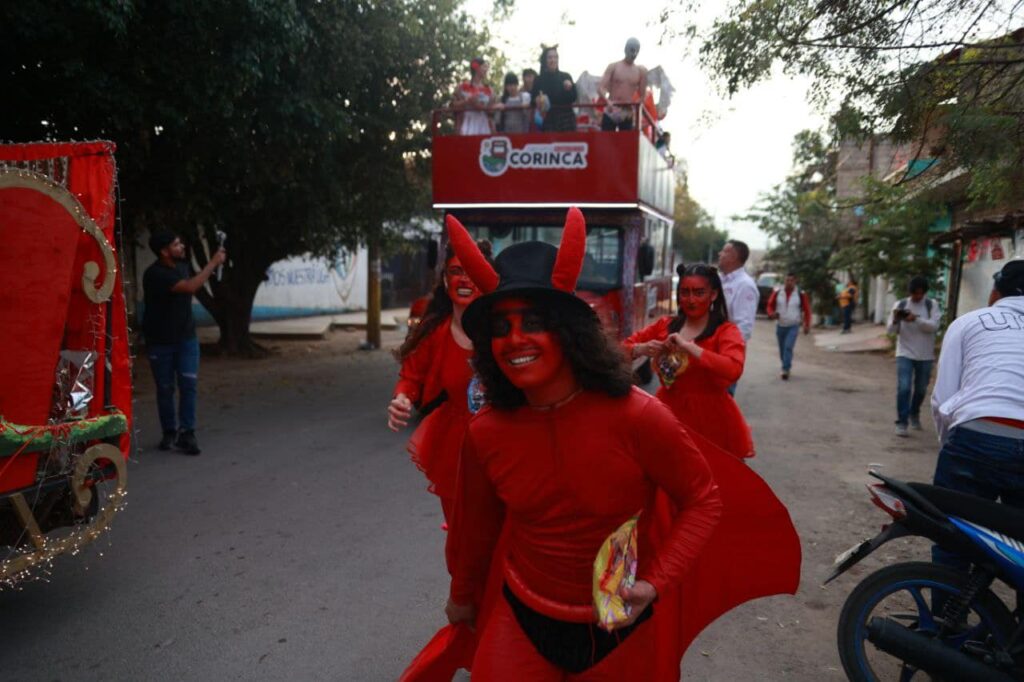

{"left": 489, "top": 297, "right": 566, "bottom": 390}
{"left": 677, "top": 275, "right": 716, "bottom": 319}
{"left": 445, "top": 256, "right": 481, "bottom": 307}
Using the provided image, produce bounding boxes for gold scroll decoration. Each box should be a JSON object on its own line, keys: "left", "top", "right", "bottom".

{"left": 0, "top": 168, "right": 117, "bottom": 304}
{"left": 1, "top": 443, "right": 128, "bottom": 582}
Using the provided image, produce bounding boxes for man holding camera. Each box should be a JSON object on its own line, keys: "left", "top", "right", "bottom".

{"left": 143, "top": 230, "right": 226, "bottom": 455}
{"left": 887, "top": 276, "right": 942, "bottom": 437}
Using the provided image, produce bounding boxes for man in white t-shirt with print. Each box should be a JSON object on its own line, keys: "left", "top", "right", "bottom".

{"left": 887, "top": 276, "right": 942, "bottom": 436}
{"left": 930, "top": 259, "right": 1024, "bottom": 571}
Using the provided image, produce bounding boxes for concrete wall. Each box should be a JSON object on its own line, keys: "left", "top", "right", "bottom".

{"left": 958, "top": 235, "right": 1019, "bottom": 316}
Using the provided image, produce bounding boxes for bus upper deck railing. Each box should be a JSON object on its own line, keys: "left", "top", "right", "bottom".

{"left": 431, "top": 102, "right": 668, "bottom": 151}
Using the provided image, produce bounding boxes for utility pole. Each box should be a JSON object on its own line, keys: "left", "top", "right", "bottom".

{"left": 365, "top": 230, "right": 382, "bottom": 350}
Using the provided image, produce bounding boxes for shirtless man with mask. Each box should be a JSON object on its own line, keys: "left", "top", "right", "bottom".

{"left": 599, "top": 37, "right": 648, "bottom": 131}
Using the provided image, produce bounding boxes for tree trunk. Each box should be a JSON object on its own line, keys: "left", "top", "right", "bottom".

{"left": 366, "top": 231, "right": 382, "bottom": 350}
{"left": 195, "top": 253, "right": 269, "bottom": 357}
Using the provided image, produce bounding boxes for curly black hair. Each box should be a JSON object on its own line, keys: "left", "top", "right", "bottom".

{"left": 469, "top": 292, "right": 633, "bottom": 410}
{"left": 398, "top": 240, "right": 493, "bottom": 361}
{"left": 668, "top": 263, "right": 730, "bottom": 341}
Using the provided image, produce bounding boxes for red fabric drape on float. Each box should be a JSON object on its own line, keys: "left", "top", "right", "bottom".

{"left": 400, "top": 429, "right": 800, "bottom": 681}
{"left": 0, "top": 141, "right": 131, "bottom": 492}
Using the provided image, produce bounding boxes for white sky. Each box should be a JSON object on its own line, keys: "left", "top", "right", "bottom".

{"left": 465, "top": 0, "right": 827, "bottom": 248}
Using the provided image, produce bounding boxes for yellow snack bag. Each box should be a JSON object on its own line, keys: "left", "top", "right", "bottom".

{"left": 592, "top": 514, "right": 640, "bottom": 631}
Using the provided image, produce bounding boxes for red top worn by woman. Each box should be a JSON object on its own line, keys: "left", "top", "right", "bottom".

{"left": 451, "top": 386, "right": 722, "bottom": 620}
{"left": 625, "top": 317, "right": 754, "bottom": 459}
{"left": 394, "top": 317, "right": 475, "bottom": 509}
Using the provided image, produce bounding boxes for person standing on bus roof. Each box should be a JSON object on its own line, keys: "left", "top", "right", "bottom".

{"left": 452, "top": 57, "right": 495, "bottom": 136}
{"left": 598, "top": 37, "right": 648, "bottom": 131}
{"left": 498, "top": 73, "right": 532, "bottom": 134}
{"left": 531, "top": 45, "right": 577, "bottom": 132}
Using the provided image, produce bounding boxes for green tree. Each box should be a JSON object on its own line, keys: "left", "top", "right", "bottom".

{"left": 673, "top": 174, "right": 729, "bottom": 264}
{"left": 675, "top": 0, "right": 1024, "bottom": 205}
{"left": 738, "top": 131, "right": 842, "bottom": 317}
{"left": 830, "top": 180, "right": 949, "bottom": 294}
{"left": 1, "top": 0, "right": 492, "bottom": 354}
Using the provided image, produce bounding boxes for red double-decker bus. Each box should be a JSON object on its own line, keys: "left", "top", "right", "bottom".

{"left": 431, "top": 103, "right": 676, "bottom": 367}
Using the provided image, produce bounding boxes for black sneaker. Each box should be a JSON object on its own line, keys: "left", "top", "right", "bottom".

{"left": 175, "top": 430, "right": 202, "bottom": 455}
{"left": 158, "top": 431, "right": 177, "bottom": 451}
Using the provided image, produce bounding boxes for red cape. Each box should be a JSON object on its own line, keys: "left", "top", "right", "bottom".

{"left": 401, "top": 431, "right": 801, "bottom": 681}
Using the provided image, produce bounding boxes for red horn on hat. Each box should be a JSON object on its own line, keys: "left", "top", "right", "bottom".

{"left": 551, "top": 207, "right": 586, "bottom": 292}
{"left": 445, "top": 214, "right": 499, "bottom": 294}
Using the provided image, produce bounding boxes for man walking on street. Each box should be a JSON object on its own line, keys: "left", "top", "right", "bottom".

{"left": 888, "top": 276, "right": 942, "bottom": 437}
{"left": 143, "top": 230, "right": 226, "bottom": 455}
{"left": 766, "top": 273, "right": 811, "bottom": 380}
{"left": 838, "top": 277, "right": 858, "bottom": 334}
{"left": 931, "top": 260, "right": 1024, "bottom": 569}
{"left": 717, "top": 240, "right": 758, "bottom": 395}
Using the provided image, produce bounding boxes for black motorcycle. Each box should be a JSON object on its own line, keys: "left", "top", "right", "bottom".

{"left": 826, "top": 471, "right": 1024, "bottom": 681}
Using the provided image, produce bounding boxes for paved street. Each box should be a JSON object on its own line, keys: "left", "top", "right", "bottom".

{"left": 0, "top": 320, "right": 940, "bottom": 681}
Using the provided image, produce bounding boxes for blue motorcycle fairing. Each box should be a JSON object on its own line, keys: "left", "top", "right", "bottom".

{"left": 951, "top": 516, "right": 1024, "bottom": 589}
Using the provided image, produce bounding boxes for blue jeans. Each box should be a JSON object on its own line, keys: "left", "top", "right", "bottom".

{"left": 775, "top": 324, "right": 799, "bottom": 371}
{"left": 895, "top": 357, "right": 933, "bottom": 425}
{"left": 148, "top": 337, "right": 200, "bottom": 433}
{"left": 842, "top": 304, "right": 854, "bottom": 331}
{"left": 932, "top": 425, "right": 1024, "bottom": 570}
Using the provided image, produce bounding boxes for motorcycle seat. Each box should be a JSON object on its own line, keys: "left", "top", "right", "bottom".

{"left": 908, "top": 483, "right": 1024, "bottom": 541}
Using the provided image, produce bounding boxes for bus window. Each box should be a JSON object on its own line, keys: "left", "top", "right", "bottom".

{"left": 580, "top": 226, "right": 622, "bottom": 290}
{"left": 466, "top": 224, "right": 623, "bottom": 290}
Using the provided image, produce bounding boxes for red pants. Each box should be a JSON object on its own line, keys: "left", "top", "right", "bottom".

{"left": 471, "top": 594, "right": 657, "bottom": 680}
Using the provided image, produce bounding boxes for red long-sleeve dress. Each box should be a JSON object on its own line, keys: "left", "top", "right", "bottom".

{"left": 394, "top": 318, "right": 475, "bottom": 520}
{"left": 625, "top": 318, "right": 755, "bottom": 459}
{"left": 403, "top": 390, "right": 803, "bottom": 681}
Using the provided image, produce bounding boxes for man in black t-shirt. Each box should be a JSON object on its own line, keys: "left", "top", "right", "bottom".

{"left": 143, "top": 230, "right": 226, "bottom": 454}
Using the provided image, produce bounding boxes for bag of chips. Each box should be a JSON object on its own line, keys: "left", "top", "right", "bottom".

{"left": 592, "top": 514, "right": 640, "bottom": 631}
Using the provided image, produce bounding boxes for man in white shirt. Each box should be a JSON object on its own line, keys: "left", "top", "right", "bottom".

{"left": 718, "top": 240, "right": 759, "bottom": 341}
{"left": 766, "top": 273, "right": 811, "bottom": 380}
{"left": 929, "top": 260, "right": 1024, "bottom": 569}
{"left": 717, "top": 240, "right": 759, "bottom": 395}
{"left": 887, "top": 276, "right": 942, "bottom": 436}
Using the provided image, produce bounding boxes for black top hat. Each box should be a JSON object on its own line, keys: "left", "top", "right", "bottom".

{"left": 446, "top": 208, "right": 594, "bottom": 337}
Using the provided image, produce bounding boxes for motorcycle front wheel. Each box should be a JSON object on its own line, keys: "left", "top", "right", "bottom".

{"left": 837, "top": 561, "right": 1015, "bottom": 681}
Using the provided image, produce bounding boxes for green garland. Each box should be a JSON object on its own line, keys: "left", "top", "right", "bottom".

{"left": 0, "top": 413, "right": 127, "bottom": 457}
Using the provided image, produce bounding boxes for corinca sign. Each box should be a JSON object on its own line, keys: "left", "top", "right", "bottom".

{"left": 479, "top": 136, "right": 589, "bottom": 177}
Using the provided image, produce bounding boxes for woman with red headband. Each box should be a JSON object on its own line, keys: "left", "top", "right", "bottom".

{"left": 452, "top": 57, "right": 495, "bottom": 136}
{"left": 400, "top": 210, "right": 800, "bottom": 681}
{"left": 625, "top": 263, "right": 754, "bottom": 459}
{"left": 388, "top": 241, "right": 493, "bottom": 531}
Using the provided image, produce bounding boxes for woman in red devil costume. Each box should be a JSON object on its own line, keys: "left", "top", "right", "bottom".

{"left": 388, "top": 241, "right": 493, "bottom": 526}
{"left": 442, "top": 208, "right": 723, "bottom": 679}
{"left": 402, "top": 211, "right": 801, "bottom": 681}
{"left": 625, "top": 263, "right": 754, "bottom": 459}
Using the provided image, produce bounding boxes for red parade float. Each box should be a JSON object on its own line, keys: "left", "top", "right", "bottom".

{"left": 431, "top": 102, "right": 676, "bottom": 374}
{"left": 0, "top": 141, "right": 130, "bottom": 584}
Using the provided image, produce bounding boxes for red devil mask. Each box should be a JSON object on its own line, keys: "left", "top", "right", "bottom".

{"left": 678, "top": 274, "right": 717, "bottom": 320}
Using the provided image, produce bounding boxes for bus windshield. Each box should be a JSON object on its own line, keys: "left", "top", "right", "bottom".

{"left": 468, "top": 225, "right": 623, "bottom": 290}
